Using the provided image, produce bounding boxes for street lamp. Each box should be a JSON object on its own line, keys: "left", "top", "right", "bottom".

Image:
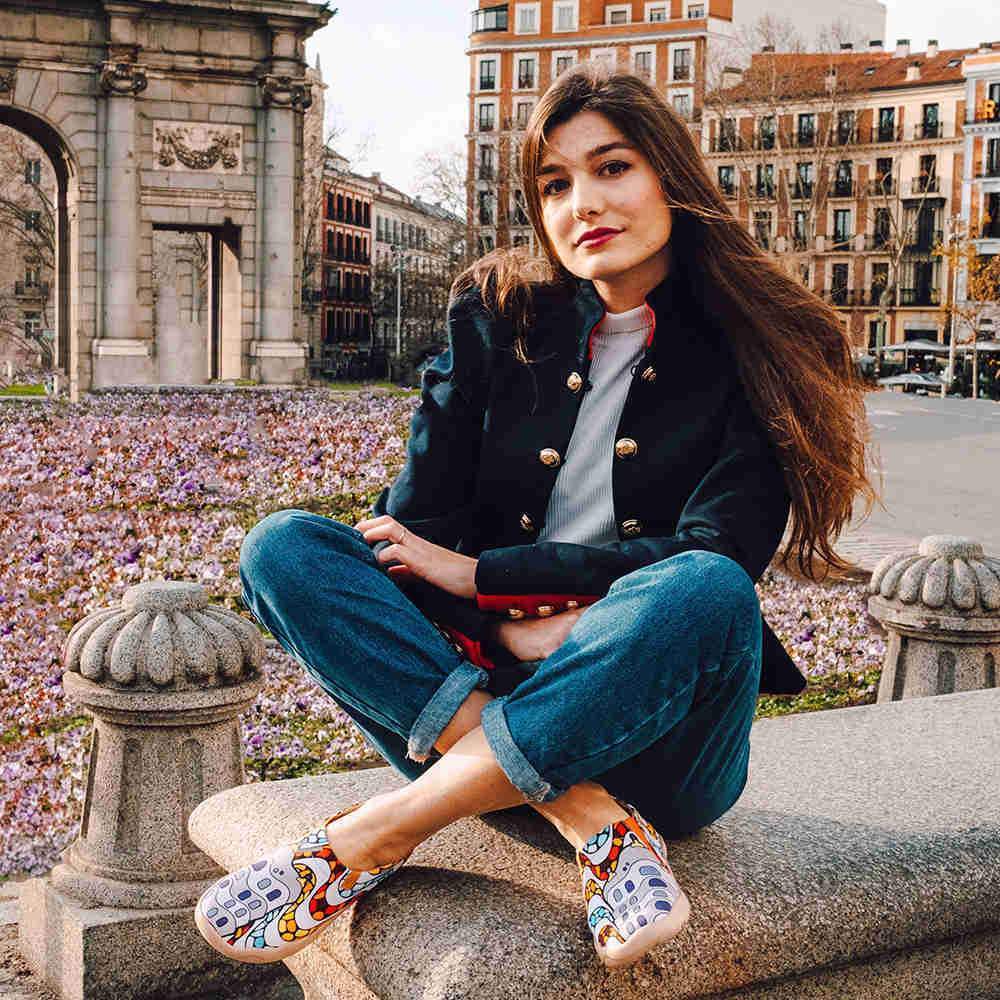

{"left": 391, "top": 243, "right": 405, "bottom": 381}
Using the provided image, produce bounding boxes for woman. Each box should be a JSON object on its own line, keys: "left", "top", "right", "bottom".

{"left": 194, "top": 65, "right": 879, "bottom": 970}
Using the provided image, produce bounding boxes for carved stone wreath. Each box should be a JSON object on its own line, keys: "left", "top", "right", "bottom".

{"left": 153, "top": 122, "right": 243, "bottom": 173}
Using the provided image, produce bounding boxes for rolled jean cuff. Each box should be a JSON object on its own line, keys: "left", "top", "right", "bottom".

{"left": 406, "top": 660, "right": 491, "bottom": 763}
{"left": 479, "top": 697, "right": 567, "bottom": 804}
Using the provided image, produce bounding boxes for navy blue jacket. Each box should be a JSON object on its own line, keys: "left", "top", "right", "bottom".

{"left": 371, "top": 268, "right": 807, "bottom": 696}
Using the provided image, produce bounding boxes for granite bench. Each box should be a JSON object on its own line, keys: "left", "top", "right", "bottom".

{"left": 188, "top": 688, "right": 1000, "bottom": 1000}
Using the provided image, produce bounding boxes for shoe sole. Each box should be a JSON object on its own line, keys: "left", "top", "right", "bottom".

{"left": 598, "top": 889, "right": 691, "bottom": 969}
{"left": 194, "top": 894, "right": 355, "bottom": 964}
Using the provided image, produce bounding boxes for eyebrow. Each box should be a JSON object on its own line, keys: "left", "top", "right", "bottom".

{"left": 537, "top": 141, "right": 636, "bottom": 177}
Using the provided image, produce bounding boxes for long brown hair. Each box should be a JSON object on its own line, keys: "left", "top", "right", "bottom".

{"left": 452, "top": 62, "right": 882, "bottom": 583}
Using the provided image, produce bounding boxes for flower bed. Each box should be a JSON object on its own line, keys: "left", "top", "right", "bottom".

{"left": 0, "top": 389, "right": 883, "bottom": 879}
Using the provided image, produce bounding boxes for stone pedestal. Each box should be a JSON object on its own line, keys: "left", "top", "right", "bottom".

{"left": 18, "top": 581, "right": 267, "bottom": 1000}
{"left": 868, "top": 535, "right": 1000, "bottom": 702}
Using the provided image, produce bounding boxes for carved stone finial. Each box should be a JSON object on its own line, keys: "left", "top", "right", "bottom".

{"left": 63, "top": 580, "right": 262, "bottom": 690}
{"left": 0, "top": 69, "right": 15, "bottom": 97}
{"left": 259, "top": 73, "right": 313, "bottom": 111}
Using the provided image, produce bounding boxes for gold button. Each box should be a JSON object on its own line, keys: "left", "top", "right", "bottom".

{"left": 615, "top": 437, "right": 638, "bottom": 459}
{"left": 621, "top": 518, "right": 642, "bottom": 537}
{"left": 519, "top": 512, "right": 535, "bottom": 532}
{"left": 566, "top": 600, "right": 580, "bottom": 609}
{"left": 640, "top": 365, "right": 656, "bottom": 383}
{"left": 537, "top": 604, "right": 555, "bottom": 617}
{"left": 507, "top": 607, "right": 525, "bottom": 619}
{"left": 566, "top": 371, "right": 583, "bottom": 392}
{"left": 539, "top": 448, "right": 561, "bottom": 468}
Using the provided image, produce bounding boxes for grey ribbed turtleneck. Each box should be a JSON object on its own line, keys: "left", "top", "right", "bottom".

{"left": 536, "top": 303, "right": 652, "bottom": 547}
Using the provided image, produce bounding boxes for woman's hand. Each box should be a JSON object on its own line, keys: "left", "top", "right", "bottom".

{"left": 490, "top": 607, "right": 586, "bottom": 663}
{"left": 353, "top": 515, "right": 478, "bottom": 600}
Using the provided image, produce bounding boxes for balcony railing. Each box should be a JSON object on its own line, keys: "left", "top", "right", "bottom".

{"left": 710, "top": 135, "right": 742, "bottom": 152}
{"left": 904, "top": 229, "right": 943, "bottom": 252}
{"left": 478, "top": 164, "right": 494, "bottom": 180}
{"left": 792, "top": 182, "right": 814, "bottom": 200}
{"left": 792, "top": 234, "right": 809, "bottom": 251}
{"left": 909, "top": 175, "right": 940, "bottom": 194}
{"left": 978, "top": 162, "right": 1000, "bottom": 178}
{"left": 867, "top": 177, "right": 895, "bottom": 196}
{"left": 796, "top": 130, "right": 816, "bottom": 148}
{"left": 479, "top": 75, "right": 496, "bottom": 90}
{"left": 980, "top": 222, "right": 1000, "bottom": 239}
{"left": 830, "top": 180, "right": 856, "bottom": 198}
{"left": 830, "top": 232, "right": 854, "bottom": 250}
{"left": 899, "top": 287, "right": 941, "bottom": 306}
{"left": 718, "top": 183, "right": 736, "bottom": 198}
{"left": 673, "top": 65, "right": 691, "bottom": 81}
{"left": 14, "top": 280, "right": 48, "bottom": 297}
{"left": 864, "top": 231, "right": 892, "bottom": 251}
{"left": 517, "top": 74, "right": 535, "bottom": 89}
{"left": 325, "top": 289, "right": 372, "bottom": 304}
{"left": 913, "top": 122, "right": 942, "bottom": 140}
{"left": 968, "top": 109, "right": 1000, "bottom": 124}
{"left": 326, "top": 250, "right": 370, "bottom": 264}
{"left": 872, "top": 125, "right": 903, "bottom": 144}
{"left": 753, "top": 133, "right": 776, "bottom": 150}
{"left": 752, "top": 182, "right": 776, "bottom": 199}
{"left": 833, "top": 127, "right": 859, "bottom": 146}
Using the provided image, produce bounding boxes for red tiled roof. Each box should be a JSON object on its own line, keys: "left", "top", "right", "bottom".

{"left": 710, "top": 45, "right": 997, "bottom": 102}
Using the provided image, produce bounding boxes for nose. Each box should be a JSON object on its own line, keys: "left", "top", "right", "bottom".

{"left": 571, "top": 174, "right": 603, "bottom": 222}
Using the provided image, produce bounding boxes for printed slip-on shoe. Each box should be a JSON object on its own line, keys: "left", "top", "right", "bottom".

{"left": 194, "top": 801, "right": 409, "bottom": 964}
{"left": 576, "top": 800, "right": 690, "bottom": 969}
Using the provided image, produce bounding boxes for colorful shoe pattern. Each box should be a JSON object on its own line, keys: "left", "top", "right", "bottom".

{"left": 576, "top": 802, "right": 690, "bottom": 968}
{"left": 194, "top": 802, "right": 408, "bottom": 964}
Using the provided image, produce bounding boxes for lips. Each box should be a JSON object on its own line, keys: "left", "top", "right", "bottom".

{"left": 577, "top": 228, "right": 622, "bottom": 247}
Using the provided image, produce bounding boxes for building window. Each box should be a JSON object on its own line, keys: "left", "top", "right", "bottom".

{"left": 517, "top": 56, "right": 536, "bottom": 89}
{"left": 717, "top": 164, "right": 735, "bottom": 196}
{"left": 606, "top": 5, "right": 630, "bottom": 24}
{"left": 478, "top": 102, "right": 496, "bottom": 132}
{"left": 877, "top": 106, "right": 896, "bottom": 143}
{"left": 919, "top": 103, "right": 940, "bottom": 139}
{"left": 672, "top": 48, "right": 692, "bottom": 81}
{"left": 836, "top": 109, "right": 856, "bottom": 145}
{"left": 793, "top": 210, "right": 808, "bottom": 250}
{"left": 874, "top": 207, "right": 891, "bottom": 248}
{"left": 479, "top": 58, "right": 497, "bottom": 90}
{"left": 24, "top": 311, "right": 41, "bottom": 338}
{"left": 555, "top": 53, "right": 575, "bottom": 77}
{"left": 515, "top": 2, "right": 539, "bottom": 33}
{"left": 515, "top": 100, "right": 533, "bottom": 128}
{"left": 718, "top": 117, "right": 737, "bottom": 152}
{"left": 755, "top": 163, "right": 774, "bottom": 198}
{"left": 831, "top": 263, "right": 849, "bottom": 306}
{"left": 797, "top": 113, "right": 816, "bottom": 146}
{"left": 871, "top": 262, "right": 889, "bottom": 304}
{"left": 479, "top": 145, "right": 495, "bottom": 180}
{"left": 634, "top": 50, "right": 653, "bottom": 81}
{"left": 326, "top": 230, "right": 335, "bottom": 255}
{"left": 758, "top": 114, "right": 775, "bottom": 149}
{"left": 987, "top": 138, "right": 1000, "bottom": 177}
{"left": 24, "top": 159, "right": 41, "bottom": 185}
{"left": 553, "top": 1, "right": 577, "bottom": 31}
{"left": 874, "top": 156, "right": 894, "bottom": 194}
{"left": 589, "top": 48, "right": 615, "bottom": 71}
{"left": 478, "top": 190, "right": 494, "bottom": 225}
{"left": 753, "top": 211, "right": 772, "bottom": 249}
{"left": 672, "top": 93, "right": 692, "bottom": 120}
{"left": 512, "top": 189, "right": 529, "bottom": 225}
{"left": 686, "top": 2, "right": 705, "bottom": 16}
{"left": 646, "top": 4, "right": 667, "bottom": 21}
{"left": 833, "top": 208, "right": 852, "bottom": 245}
{"left": 834, "top": 160, "right": 854, "bottom": 197}
{"left": 25, "top": 210, "right": 40, "bottom": 233}
{"left": 917, "top": 153, "right": 938, "bottom": 193}
{"left": 471, "top": 5, "right": 508, "bottom": 32}
{"left": 478, "top": 234, "right": 495, "bottom": 255}
{"left": 795, "top": 162, "right": 814, "bottom": 199}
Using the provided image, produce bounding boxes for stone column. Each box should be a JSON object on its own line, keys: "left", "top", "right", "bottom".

{"left": 868, "top": 535, "right": 1000, "bottom": 701}
{"left": 92, "top": 36, "right": 154, "bottom": 387}
{"left": 18, "top": 581, "right": 275, "bottom": 1000}
{"left": 253, "top": 22, "right": 312, "bottom": 384}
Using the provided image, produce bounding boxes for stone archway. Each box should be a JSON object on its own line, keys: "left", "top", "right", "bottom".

{"left": 0, "top": 0, "right": 331, "bottom": 399}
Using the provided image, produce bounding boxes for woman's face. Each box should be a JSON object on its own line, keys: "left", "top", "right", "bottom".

{"left": 535, "top": 110, "right": 673, "bottom": 288}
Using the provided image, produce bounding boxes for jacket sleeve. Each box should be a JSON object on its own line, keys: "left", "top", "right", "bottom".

{"left": 369, "top": 286, "right": 496, "bottom": 642}
{"left": 474, "top": 381, "right": 791, "bottom": 611}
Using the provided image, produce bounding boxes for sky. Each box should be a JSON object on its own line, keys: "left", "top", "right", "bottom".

{"left": 305, "top": 1, "right": 1000, "bottom": 197}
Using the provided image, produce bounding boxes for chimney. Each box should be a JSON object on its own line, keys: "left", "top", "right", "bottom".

{"left": 979, "top": 41, "right": 994, "bottom": 54}
{"left": 840, "top": 42, "right": 854, "bottom": 51}
{"left": 869, "top": 39, "right": 883, "bottom": 53}
{"left": 825, "top": 66, "right": 838, "bottom": 92}
{"left": 761, "top": 44, "right": 774, "bottom": 53}
{"left": 721, "top": 66, "right": 744, "bottom": 88}
{"left": 926, "top": 39, "right": 939, "bottom": 58}
{"left": 906, "top": 60, "right": 921, "bottom": 81}
{"left": 895, "top": 38, "right": 910, "bottom": 58}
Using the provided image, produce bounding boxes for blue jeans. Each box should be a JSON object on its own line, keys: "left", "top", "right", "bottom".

{"left": 239, "top": 509, "right": 762, "bottom": 839}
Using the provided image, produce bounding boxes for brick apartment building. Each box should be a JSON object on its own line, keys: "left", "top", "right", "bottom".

{"left": 702, "top": 39, "right": 999, "bottom": 351}
{"left": 465, "top": 0, "right": 888, "bottom": 257}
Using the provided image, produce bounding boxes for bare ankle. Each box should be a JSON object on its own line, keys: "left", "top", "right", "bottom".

{"left": 531, "top": 782, "right": 630, "bottom": 851}
{"left": 325, "top": 794, "right": 417, "bottom": 870}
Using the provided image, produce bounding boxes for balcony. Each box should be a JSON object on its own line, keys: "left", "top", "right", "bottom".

{"left": 905, "top": 229, "right": 943, "bottom": 252}
{"left": 981, "top": 221, "right": 1000, "bottom": 239}
{"left": 478, "top": 117, "right": 495, "bottom": 133}
{"left": 710, "top": 135, "right": 742, "bottom": 153}
{"left": 718, "top": 183, "right": 736, "bottom": 198}
{"left": 978, "top": 161, "right": 1000, "bottom": 178}
{"left": 792, "top": 234, "right": 810, "bottom": 251}
{"left": 752, "top": 182, "right": 776, "bottom": 200}
{"left": 673, "top": 65, "right": 692, "bottom": 82}
{"left": 479, "top": 75, "right": 496, "bottom": 91}
{"left": 913, "top": 122, "right": 942, "bottom": 140}
{"left": 796, "top": 131, "right": 816, "bottom": 148}
{"left": 899, "top": 287, "right": 941, "bottom": 307}
{"left": 871, "top": 125, "right": 903, "bottom": 144}
{"left": 829, "top": 232, "right": 855, "bottom": 250}
{"left": 14, "top": 280, "right": 48, "bottom": 298}
{"left": 752, "top": 132, "right": 776, "bottom": 151}
{"left": 830, "top": 180, "right": 856, "bottom": 199}
{"left": 867, "top": 177, "right": 895, "bottom": 196}
{"left": 823, "top": 287, "right": 864, "bottom": 307}
{"left": 833, "top": 127, "right": 858, "bottom": 146}
{"left": 864, "top": 231, "right": 891, "bottom": 251}
{"left": 792, "top": 182, "right": 814, "bottom": 200}
{"left": 909, "top": 175, "right": 940, "bottom": 195}
{"left": 517, "top": 73, "right": 535, "bottom": 89}
{"left": 968, "top": 108, "right": 1000, "bottom": 124}
{"left": 471, "top": 5, "right": 508, "bottom": 33}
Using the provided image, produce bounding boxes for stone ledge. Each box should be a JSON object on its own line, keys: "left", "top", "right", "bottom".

{"left": 189, "top": 689, "right": 1000, "bottom": 1000}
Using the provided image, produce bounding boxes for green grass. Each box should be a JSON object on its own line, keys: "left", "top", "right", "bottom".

{"left": 0, "top": 382, "right": 45, "bottom": 396}
{"left": 324, "top": 380, "right": 420, "bottom": 396}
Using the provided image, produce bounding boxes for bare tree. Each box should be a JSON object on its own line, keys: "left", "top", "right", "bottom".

{"left": 413, "top": 144, "right": 468, "bottom": 222}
